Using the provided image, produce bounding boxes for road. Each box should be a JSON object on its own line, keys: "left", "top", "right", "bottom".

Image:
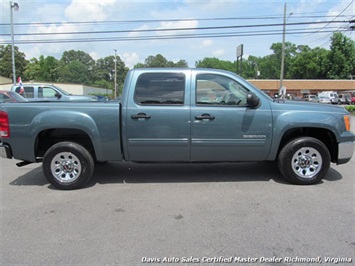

{"left": 1, "top": 119, "right": 354, "bottom": 265}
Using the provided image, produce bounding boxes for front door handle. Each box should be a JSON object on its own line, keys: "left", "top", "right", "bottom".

{"left": 195, "top": 113, "right": 215, "bottom": 120}
{"left": 131, "top": 113, "right": 151, "bottom": 120}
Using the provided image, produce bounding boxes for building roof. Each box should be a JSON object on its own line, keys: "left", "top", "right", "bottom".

{"left": 248, "top": 79, "right": 355, "bottom": 92}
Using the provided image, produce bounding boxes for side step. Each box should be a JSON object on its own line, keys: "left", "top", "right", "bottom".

{"left": 16, "top": 161, "right": 33, "bottom": 167}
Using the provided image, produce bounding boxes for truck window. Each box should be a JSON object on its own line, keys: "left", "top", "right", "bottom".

{"left": 15, "top": 87, "right": 34, "bottom": 98}
{"left": 134, "top": 73, "right": 185, "bottom": 105}
{"left": 196, "top": 74, "right": 249, "bottom": 106}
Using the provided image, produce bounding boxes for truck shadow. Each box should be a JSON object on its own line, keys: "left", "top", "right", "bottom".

{"left": 9, "top": 161, "right": 343, "bottom": 188}
{"left": 90, "top": 161, "right": 343, "bottom": 186}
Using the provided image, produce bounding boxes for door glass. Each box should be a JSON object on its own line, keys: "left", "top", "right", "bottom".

{"left": 196, "top": 74, "right": 249, "bottom": 106}
{"left": 134, "top": 73, "right": 185, "bottom": 105}
{"left": 39, "top": 87, "right": 57, "bottom": 98}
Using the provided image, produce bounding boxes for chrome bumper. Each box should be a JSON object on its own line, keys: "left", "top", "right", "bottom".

{"left": 0, "top": 143, "right": 12, "bottom": 159}
{"left": 338, "top": 141, "right": 355, "bottom": 164}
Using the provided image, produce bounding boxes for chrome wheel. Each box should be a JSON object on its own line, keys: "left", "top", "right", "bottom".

{"left": 291, "top": 147, "right": 322, "bottom": 179}
{"left": 50, "top": 152, "right": 82, "bottom": 183}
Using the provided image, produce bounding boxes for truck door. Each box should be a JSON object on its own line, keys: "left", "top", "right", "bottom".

{"left": 190, "top": 72, "right": 273, "bottom": 161}
{"left": 124, "top": 71, "right": 190, "bottom": 162}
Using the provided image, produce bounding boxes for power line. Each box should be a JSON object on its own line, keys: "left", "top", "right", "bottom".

{"left": 0, "top": 20, "right": 349, "bottom": 37}
{"left": 3, "top": 27, "right": 348, "bottom": 45}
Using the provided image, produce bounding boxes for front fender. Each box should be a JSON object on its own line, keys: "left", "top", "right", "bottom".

{"left": 267, "top": 111, "right": 342, "bottom": 160}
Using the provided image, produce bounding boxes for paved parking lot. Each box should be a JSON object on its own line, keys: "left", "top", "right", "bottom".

{"left": 1, "top": 116, "right": 354, "bottom": 265}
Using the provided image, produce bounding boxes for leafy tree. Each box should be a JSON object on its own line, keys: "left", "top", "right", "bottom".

{"left": 57, "top": 50, "right": 95, "bottom": 84}
{"left": 239, "top": 55, "right": 261, "bottom": 79}
{"left": 60, "top": 50, "right": 95, "bottom": 67}
{"left": 288, "top": 46, "right": 329, "bottom": 79}
{"left": 57, "top": 61, "right": 91, "bottom": 84}
{"left": 24, "top": 55, "right": 59, "bottom": 82}
{"left": 195, "top": 57, "right": 236, "bottom": 72}
{"left": 134, "top": 54, "right": 188, "bottom": 68}
{"left": 327, "top": 32, "right": 355, "bottom": 79}
{"left": 0, "top": 44, "right": 28, "bottom": 81}
{"left": 93, "top": 55, "right": 129, "bottom": 94}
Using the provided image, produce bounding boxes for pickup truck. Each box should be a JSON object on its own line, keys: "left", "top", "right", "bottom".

{"left": 11, "top": 83, "right": 98, "bottom": 102}
{"left": 1, "top": 68, "right": 354, "bottom": 190}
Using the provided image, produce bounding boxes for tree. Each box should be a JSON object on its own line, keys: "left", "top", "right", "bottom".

{"left": 24, "top": 55, "right": 59, "bottom": 82}
{"left": 134, "top": 54, "right": 188, "bottom": 68}
{"left": 0, "top": 45, "right": 28, "bottom": 81}
{"left": 57, "top": 61, "right": 91, "bottom": 84}
{"left": 93, "top": 55, "right": 129, "bottom": 93}
{"left": 288, "top": 46, "right": 329, "bottom": 79}
{"left": 327, "top": 32, "right": 355, "bottom": 79}
{"left": 239, "top": 55, "right": 261, "bottom": 79}
{"left": 57, "top": 50, "right": 95, "bottom": 84}
{"left": 195, "top": 57, "right": 236, "bottom": 72}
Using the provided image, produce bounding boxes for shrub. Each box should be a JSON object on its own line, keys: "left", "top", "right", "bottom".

{"left": 345, "top": 105, "right": 355, "bottom": 113}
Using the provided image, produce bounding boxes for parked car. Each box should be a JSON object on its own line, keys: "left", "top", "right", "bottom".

{"left": 317, "top": 91, "right": 340, "bottom": 104}
{"left": 303, "top": 94, "right": 319, "bottom": 102}
{"left": 0, "top": 90, "right": 28, "bottom": 103}
{"left": 351, "top": 96, "right": 355, "bottom": 105}
{"left": 338, "top": 93, "right": 351, "bottom": 105}
{"left": 11, "top": 84, "right": 98, "bottom": 102}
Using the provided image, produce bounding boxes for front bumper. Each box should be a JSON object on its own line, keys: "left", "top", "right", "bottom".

{"left": 0, "top": 143, "right": 12, "bottom": 159}
{"left": 338, "top": 141, "right": 355, "bottom": 164}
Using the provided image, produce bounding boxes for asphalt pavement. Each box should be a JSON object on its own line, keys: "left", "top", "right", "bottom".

{"left": 1, "top": 118, "right": 354, "bottom": 265}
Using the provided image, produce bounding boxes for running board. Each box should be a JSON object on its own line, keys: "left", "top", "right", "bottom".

{"left": 16, "top": 161, "right": 33, "bottom": 167}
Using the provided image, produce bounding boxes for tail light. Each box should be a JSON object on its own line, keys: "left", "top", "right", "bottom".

{"left": 0, "top": 111, "right": 10, "bottom": 138}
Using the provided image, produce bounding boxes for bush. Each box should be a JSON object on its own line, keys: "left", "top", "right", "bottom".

{"left": 345, "top": 105, "right": 355, "bottom": 113}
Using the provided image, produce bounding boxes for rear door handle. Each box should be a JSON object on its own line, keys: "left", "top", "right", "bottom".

{"left": 195, "top": 113, "right": 215, "bottom": 120}
{"left": 131, "top": 113, "right": 151, "bottom": 120}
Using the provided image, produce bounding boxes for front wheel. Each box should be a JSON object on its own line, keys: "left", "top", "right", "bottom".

{"left": 43, "top": 142, "right": 94, "bottom": 190}
{"left": 278, "top": 137, "right": 330, "bottom": 185}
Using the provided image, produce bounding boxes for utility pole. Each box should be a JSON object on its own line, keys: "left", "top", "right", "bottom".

{"left": 279, "top": 3, "right": 287, "bottom": 94}
{"left": 114, "top": 49, "right": 117, "bottom": 98}
{"left": 10, "top": 2, "right": 19, "bottom": 85}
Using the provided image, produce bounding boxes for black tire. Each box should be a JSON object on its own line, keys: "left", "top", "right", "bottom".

{"left": 43, "top": 142, "right": 94, "bottom": 190}
{"left": 278, "top": 137, "right": 330, "bottom": 185}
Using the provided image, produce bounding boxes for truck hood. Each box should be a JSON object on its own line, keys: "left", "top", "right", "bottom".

{"left": 270, "top": 99, "right": 348, "bottom": 114}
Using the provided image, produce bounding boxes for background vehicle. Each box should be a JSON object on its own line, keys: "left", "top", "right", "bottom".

{"left": 1, "top": 68, "right": 354, "bottom": 190}
{"left": 317, "top": 91, "right": 340, "bottom": 104}
{"left": 11, "top": 84, "right": 98, "bottom": 102}
{"left": 338, "top": 93, "right": 351, "bottom": 105}
{"left": 0, "top": 90, "right": 28, "bottom": 103}
{"left": 303, "top": 94, "right": 319, "bottom": 102}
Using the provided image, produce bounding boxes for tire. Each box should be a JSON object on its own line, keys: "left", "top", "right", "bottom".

{"left": 278, "top": 137, "right": 330, "bottom": 185}
{"left": 43, "top": 142, "right": 94, "bottom": 190}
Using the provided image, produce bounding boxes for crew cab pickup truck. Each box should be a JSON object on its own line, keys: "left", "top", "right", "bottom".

{"left": 11, "top": 83, "right": 98, "bottom": 102}
{"left": 1, "top": 68, "right": 354, "bottom": 190}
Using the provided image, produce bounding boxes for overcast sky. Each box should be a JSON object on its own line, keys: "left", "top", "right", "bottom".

{"left": 1, "top": 0, "right": 354, "bottom": 68}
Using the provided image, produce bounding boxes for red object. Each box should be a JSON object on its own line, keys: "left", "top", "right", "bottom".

{"left": 0, "top": 111, "right": 10, "bottom": 138}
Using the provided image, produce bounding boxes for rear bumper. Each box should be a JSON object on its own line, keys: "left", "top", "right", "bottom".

{"left": 338, "top": 141, "right": 355, "bottom": 164}
{"left": 0, "top": 143, "right": 12, "bottom": 159}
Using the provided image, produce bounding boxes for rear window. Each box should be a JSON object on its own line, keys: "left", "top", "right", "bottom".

{"left": 15, "top": 86, "right": 34, "bottom": 98}
{"left": 134, "top": 73, "right": 185, "bottom": 105}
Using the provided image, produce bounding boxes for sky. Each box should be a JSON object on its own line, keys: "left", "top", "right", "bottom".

{"left": 0, "top": 0, "right": 354, "bottom": 69}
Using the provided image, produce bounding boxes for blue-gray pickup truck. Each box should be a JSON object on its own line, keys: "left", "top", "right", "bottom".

{"left": 1, "top": 68, "right": 354, "bottom": 190}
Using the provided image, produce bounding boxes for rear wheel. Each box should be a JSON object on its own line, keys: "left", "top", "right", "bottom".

{"left": 278, "top": 137, "right": 330, "bottom": 185}
{"left": 43, "top": 142, "right": 94, "bottom": 190}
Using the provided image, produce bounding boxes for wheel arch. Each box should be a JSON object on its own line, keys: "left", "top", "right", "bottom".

{"left": 35, "top": 128, "right": 97, "bottom": 161}
{"left": 277, "top": 127, "right": 338, "bottom": 163}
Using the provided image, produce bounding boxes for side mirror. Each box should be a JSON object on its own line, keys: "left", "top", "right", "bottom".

{"left": 55, "top": 92, "right": 62, "bottom": 99}
{"left": 247, "top": 93, "right": 260, "bottom": 109}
